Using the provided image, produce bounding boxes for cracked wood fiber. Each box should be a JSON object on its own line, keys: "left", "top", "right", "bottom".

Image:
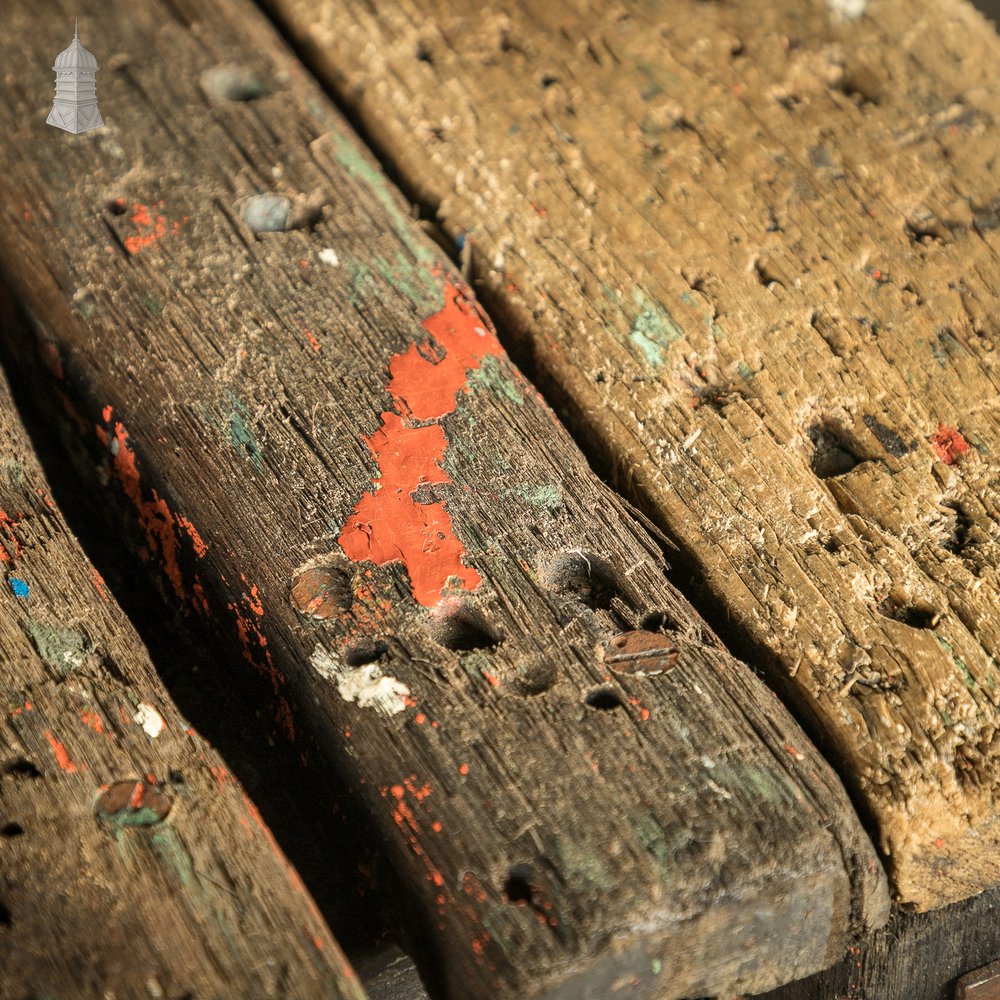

{"left": 265, "top": 0, "right": 1000, "bottom": 910}
{"left": 0, "top": 305, "right": 364, "bottom": 998}
{"left": 0, "top": 1, "right": 888, "bottom": 998}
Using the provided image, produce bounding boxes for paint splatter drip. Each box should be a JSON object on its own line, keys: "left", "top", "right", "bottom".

{"left": 931, "top": 424, "right": 971, "bottom": 465}
{"left": 8, "top": 577, "right": 29, "bottom": 598}
{"left": 338, "top": 282, "right": 503, "bottom": 606}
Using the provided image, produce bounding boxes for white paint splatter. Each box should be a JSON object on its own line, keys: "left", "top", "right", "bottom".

{"left": 826, "top": 0, "right": 866, "bottom": 18}
{"left": 318, "top": 247, "right": 340, "bottom": 267}
{"left": 310, "top": 645, "right": 410, "bottom": 716}
{"left": 134, "top": 702, "right": 165, "bottom": 738}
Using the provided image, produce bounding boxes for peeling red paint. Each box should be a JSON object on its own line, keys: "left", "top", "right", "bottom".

{"left": 44, "top": 729, "right": 78, "bottom": 772}
{"left": 80, "top": 709, "right": 105, "bottom": 734}
{"left": 177, "top": 516, "right": 208, "bottom": 557}
{"left": 931, "top": 423, "right": 971, "bottom": 465}
{"left": 339, "top": 282, "right": 502, "bottom": 605}
{"left": 123, "top": 203, "right": 185, "bottom": 255}
{"left": 0, "top": 511, "right": 25, "bottom": 563}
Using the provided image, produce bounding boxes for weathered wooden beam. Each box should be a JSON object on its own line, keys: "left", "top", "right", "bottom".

{"left": 0, "top": 295, "right": 364, "bottom": 997}
{"left": 263, "top": 0, "right": 1000, "bottom": 910}
{"left": 0, "top": 1, "right": 887, "bottom": 998}
{"left": 753, "top": 881, "right": 1000, "bottom": 1000}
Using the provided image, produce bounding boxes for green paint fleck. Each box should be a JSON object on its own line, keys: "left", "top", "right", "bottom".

{"left": 75, "top": 300, "right": 95, "bottom": 320}
{"left": 142, "top": 294, "right": 163, "bottom": 317}
{"left": 330, "top": 132, "right": 437, "bottom": 270}
{"left": 225, "top": 391, "right": 263, "bottom": 471}
{"left": 150, "top": 826, "right": 195, "bottom": 889}
{"left": 651, "top": 959, "right": 662, "bottom": 976}
{"left": 633, "top": 814, "right": 673, "bottom": 885}
{"left": 100, "top": 806, "right": 165, "bottom": 829}
{"left": 936, "top": 634, "right": 976, "bottom": 691}
{"left": 24, "top": 620, "right": 91, "bottom": 673}
{"left": 629, "top": 291, "right": 683, "bottom": 368}
{"left": 4, "top": 459, "right": 23, "bottom": 486}
{"left": 468, "top": 355, "right": 523, "bottom": 406}
{"left": 680, "top": 291, "right": 694, "bottom": 306}
{"left": 736, "top": 361, "right": 756, "bottom": 380}
{"left": 940, "top": 710, "right": 954, "bottom": 727}
{"left": 517, "top": 484, "right": 562, "bottom": 511}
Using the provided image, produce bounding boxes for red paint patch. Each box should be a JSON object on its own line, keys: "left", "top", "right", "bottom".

{"left": 931, "top": 423, "right": 971, "bottom": 465}
{"left": 80, "top": 709, "right": 105, "bottom": 733}
{"left": 177, "top": 516, "right": 208, "bottom": 558}
{"left": 338, "top": 283, "right": 502, "bottom": 605}
{"left": 0, "top": 511, "right": 25, "bottom": 563}
{"left": 304, "top": 329, "right": 321, "bottom": 353}
{"left": 122, "top": 203, "right": 184, "bottom": 255}
{"left": 44, "top": 730, "right": 78, "bottom": 773}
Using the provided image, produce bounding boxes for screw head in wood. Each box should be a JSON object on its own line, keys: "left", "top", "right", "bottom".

{"left": 95, "top": 780, "right": 172, "bottom": 827}
{"left": 601, "top": 630, "right": 679, "bottom": 676}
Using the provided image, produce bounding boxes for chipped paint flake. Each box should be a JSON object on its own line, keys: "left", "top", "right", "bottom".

{"left": 310, "top": 645, "right": 410, "bottom": 716}
{"left": 318, "top": 247, "right": 340, "bottom": 266}
{"left": 134, "top": 702, "right": 165, "bottom": 738}
{"left": 338, "top": 282, "right": 502, "bottom": 605}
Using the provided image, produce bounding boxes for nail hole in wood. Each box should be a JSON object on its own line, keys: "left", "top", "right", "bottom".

{"left": 345, "top": 641, "right": 389, "bottom": 667}
{"left": 640, "top": 611, "right": 679, "bottom": 632}
{"left": 585, "top": 687, "right": 625, "bottom": 711}
{"left": 0, "top": 823, "right": 24, "bottom": 838}
{"left": 426, "top": 603, "right": 502, "bottom": 651}
{"left": 876, "top": 596, "right": 939, "bottom": 630}
{"left": 3, "top": 759, "right": 41, "bottom": 779}
{"left": 808, "top": 420, "right": 865, "bottom": 478}
{"left": 503, "top": 865, "right": 534, "bottom": 904}
{"left": 105, "top": 197, "right": 127, "bottom": 216}
{"left": 0, "top": 901, "right": 10, "bottom": 927}
{"left": 542, "top": 551, "right": 623, "bottom": 610}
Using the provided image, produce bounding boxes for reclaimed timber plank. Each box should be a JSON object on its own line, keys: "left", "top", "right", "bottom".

{"left": 0, "top": 302, "right": 364, "bottom": 998}
{"left": 753, "top": 882, "right": 1000, "bottom": 1000}
{"left": 0, "top": 1, "right": 887, "bottom": 997}
{"left": 264, "top": 0, "right": 1000, "bottom": 910}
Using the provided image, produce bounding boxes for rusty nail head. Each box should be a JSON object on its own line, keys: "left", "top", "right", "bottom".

{"left": 956, "top": 959, "right": 1000, "bottom": 1000}
{"left": 602, "top": 630, "right": 678, "bottom": 676}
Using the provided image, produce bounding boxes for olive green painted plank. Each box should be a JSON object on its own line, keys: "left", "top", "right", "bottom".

{"left": 0, "top": 1, "right": 887, "bottom": 998}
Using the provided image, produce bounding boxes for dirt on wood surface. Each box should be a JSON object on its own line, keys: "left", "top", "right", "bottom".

{"left": 0, "top": 0, "right": 888, "bottom": 997}
{"left": 266, "top": 0, "right": 1000, "bottom": 910}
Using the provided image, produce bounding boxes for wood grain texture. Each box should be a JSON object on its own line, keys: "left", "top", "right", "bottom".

{"left": 264, "top": 0, "right": 1000, "bottom": 909}
{"left": 752, "top": 883, "right": 1000, "bottom": 1000}
{"left": 0, "top": 309, "right": 364, "bottom": 997}
{"left": 0, "top": 1, "right": 887, "bottom": 998}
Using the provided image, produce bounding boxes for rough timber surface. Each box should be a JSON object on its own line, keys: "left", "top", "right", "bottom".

{"left": 753, "top": 881, "right": 1000, "bottom": 1000}
{"left": 265, "top": 0, "right": 1000, "bottom": 909}
{"left": 0, "top": 1, "right": 888, "bottom": 998}
{"left": 0, "top": 319, "right": 363, "bottom": 996}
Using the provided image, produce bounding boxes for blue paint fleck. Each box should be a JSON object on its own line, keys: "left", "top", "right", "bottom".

{"left": 9, "top": 577, "right": 29, "bottom": 598}
{"left": 455, "top": 232, "right": 466, "bottom": 252}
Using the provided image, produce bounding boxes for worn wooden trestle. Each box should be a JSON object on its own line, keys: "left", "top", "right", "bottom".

{"left": 4, "top": 0, "right": 1000, "bottom": 997}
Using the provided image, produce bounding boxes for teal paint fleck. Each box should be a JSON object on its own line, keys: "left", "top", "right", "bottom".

{"left": 629, "top": 291, "right": 683, "bottom": 368}
{"left": 150, "top": 826, "right": 196, "bottom": 889}
{"left": 680, "top": 291, "right": 695, "bottom": 306}
{"left": 516, "top": 484, "right": 562, "bottom": 511}
{"left": 936, "top": 634, "right": 977, "bottom": 692}
{"left": 4, "top": 459, "right": 24, "bottom": 486}
{"left": 100, "top": 806, "right": 165, "bottom": 830}
{"left": 330, "top": 132, "right": 437, "bottom": 270}
{"left": 633, "top": 813, "right": 673, "bottom": 885}
{"left": 24, "top": 620, "right": 91, "bottom": 673}
{"left": 736, "top": 361, "right": 756, "bottom": 380}
{"left": 225, "top": 392, "right": 263, "bottom": 471}
{"left": 468, "top": 355, "right": 524, "bottom": 406}
{"left": 9, "top": 577, "right": 29, "bottom": 598}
